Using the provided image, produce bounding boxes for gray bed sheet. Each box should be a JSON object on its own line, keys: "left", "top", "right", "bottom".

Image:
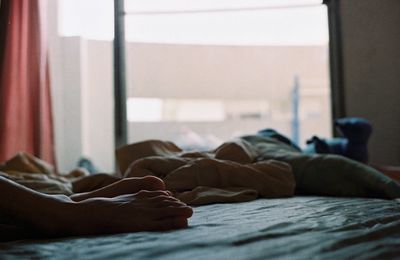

{"left": 1, "top": 196, "right": 400, "bottom": 259}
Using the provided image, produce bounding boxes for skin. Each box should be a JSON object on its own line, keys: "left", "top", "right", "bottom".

{"left": 0, "top": 176, "right": 193, "bottom": 240}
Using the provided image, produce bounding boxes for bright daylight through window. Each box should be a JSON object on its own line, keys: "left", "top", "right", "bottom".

{"left": 57, "top": 0, "right": 331, "bottom": 167}
{"left": 124, "top": 0, "right": 331, "bottom": 150}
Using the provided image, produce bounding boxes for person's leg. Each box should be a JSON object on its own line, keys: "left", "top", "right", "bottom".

{"left": 70, "top": 176, "right": 167, "bottom": 202}
{"left": 68, "top": 190, "right": 192, "bottom": 235}
{"left": 0, "top": 176, "right": 193, "bottom": 240}
{"left": 72, "top": 173, "right": 121, "bottom": 193}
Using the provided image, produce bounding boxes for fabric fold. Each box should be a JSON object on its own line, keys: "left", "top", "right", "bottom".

{"left": 121, "top": 139, "right": 296, "bottom": 204}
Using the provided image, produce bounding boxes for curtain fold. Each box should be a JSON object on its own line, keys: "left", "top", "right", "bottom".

{"left": 0, "top": 0, "right": 55, "bottom": 165}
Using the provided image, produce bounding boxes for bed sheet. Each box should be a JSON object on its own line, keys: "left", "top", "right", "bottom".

{"left": 1, "top": 196, "right": 400, "bottom": 259}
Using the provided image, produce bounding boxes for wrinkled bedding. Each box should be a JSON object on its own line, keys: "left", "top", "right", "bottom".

{"left": 2, "top": 136, "right": 400, "bottom": 259}
{"left": 2, "top": 196, "right": 400, "bottom": 259}
{"left": 2, "top": 136, "right": 400, "bottom": 204}
{"left": 117, "top": 136, "right": 400, "bottom": 203}
{"left": 118, "top": 138, "right": 296, "bottom": 205}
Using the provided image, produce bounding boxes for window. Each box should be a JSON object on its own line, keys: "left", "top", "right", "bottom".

{"left": 124, "top": 0, "right": 331, "bottom": 150}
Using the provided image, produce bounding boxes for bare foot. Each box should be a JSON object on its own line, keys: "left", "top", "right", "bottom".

{"left": 70, "top": 176, "right": 167, "bottom": 202}
{"left": 72, "top": 173, "right": 121, "bottom": 193}
{"left": 56, "top": 190, "right": 193, "bottom": 235}
{"left": 124, "top": 157, "right": 188, "bottom": 179}
{"left": 0, "top": 176, "right": 192, "bottom": 239}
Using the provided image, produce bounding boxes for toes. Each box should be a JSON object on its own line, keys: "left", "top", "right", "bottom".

{"left": 158, "top": 206, "right": 193, "bottom": 218}
{"left": 154, "top": 200, "right": 188, "bottom": 208}
{"left": 172, "top": 217, "right": 188, "bottom": 229}
{"left": 151, "top": 217, "right": 188, "bottom": 231}
{"left": 139, "top": 194, "right": 189, "bottom": 208}
{"left": 147, "top": 195, "right": 180, "bottom": 202}
{"left": 135, "top": 190, "right": 171, "bottom": 198}
{"left": 140, "top": 176, "right": 166, "bottom": 191}
{"left": 121, "top": 176, "right": 166, "bottom": 192}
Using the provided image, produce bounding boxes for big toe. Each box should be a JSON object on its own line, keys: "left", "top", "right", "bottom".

{"left": 141, "top": 176, "right": 166, "bottom": 190}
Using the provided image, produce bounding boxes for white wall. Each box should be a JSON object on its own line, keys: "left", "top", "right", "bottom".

{"left": 81, "top": 39, "right": 115, "bottom": 172}
{"left": 47, "top": 0, "right": 114, "bottom": 172}
{"left": 48, "top": 0, "right": 84, "bottom": 171}
{"left": 341, "top": 0, "right": 400, "bottom": 165}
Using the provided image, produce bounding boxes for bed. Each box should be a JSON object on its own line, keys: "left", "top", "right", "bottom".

{"left": 2, "top": 135, "right": 400, "bottom": 259}
{"left": 1, "top": 196, "right": 400, "bottom": 259}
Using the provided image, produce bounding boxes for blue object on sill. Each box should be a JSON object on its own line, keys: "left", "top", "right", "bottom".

{"left": 304, "top": 117, "right": 372, "bottom": 163}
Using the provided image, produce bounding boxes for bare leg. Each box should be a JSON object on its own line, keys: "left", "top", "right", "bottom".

{"left": 0, "top": 176, "right": 193, "bottom": 239}
{"left": 68, "top": 190, "right": 193, "bottom": 235}
{"left": 70, "top": 176, "right": 168, "bottom": 202}
{"left": 72, "top": 173, "right": 121, "bottom": 193}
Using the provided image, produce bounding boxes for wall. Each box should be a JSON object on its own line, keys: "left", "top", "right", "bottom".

{"left": 47, "top": 0, "right": 84, "bottom": 171}
{"left": 47, "top": 0, "right": 114, "bottom": 172}
{"left": 81, "top": 39, "right": 115, "bottom": 172}
{"left": 126, "top": 43, "right": 329, "bottom": 100}
{"left": 340, "top": 0, "right": 400, "bottom": 165}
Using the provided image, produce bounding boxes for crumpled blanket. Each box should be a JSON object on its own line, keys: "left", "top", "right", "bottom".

{"left": 116, "top": 139, "right": 296, "bottom": 205}
{"left": 117, "top": 136, "right": 400, "bottom": 201}
{"left": 0, "top": 152, "right": 89, "bottom": 195}
{"left": 240, "top": 135, "right": 400, "bottom": 199}
{"left": 2, "top": 135, "right": 400, "bottom": 206}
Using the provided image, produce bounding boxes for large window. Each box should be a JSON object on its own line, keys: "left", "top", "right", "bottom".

{"left": 124, "top": 0, "right": 331, "bottom": 150}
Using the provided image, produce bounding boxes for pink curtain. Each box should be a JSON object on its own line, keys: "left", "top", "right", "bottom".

{"left": 0, "top": 0, "right": 55, "bottom": 165}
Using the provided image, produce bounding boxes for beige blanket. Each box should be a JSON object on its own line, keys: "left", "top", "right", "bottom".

{"left": 117, "top": 139, "right": 295, "bottom": 205}
{"left": 0, "top": 152, "right": 88, "bottom": 195}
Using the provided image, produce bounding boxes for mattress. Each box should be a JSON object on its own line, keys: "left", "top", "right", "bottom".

{"left": 1, "top": 196, "right": 400, "bottom": 259}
